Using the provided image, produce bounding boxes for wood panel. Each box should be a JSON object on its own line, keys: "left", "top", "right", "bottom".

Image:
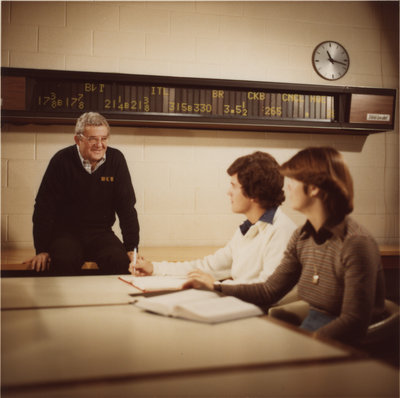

{"left": 349, "top": 94, "right": 394, "bottom": 124}
{"left": 1, "top": 76, "right": 26, "bottom": 110}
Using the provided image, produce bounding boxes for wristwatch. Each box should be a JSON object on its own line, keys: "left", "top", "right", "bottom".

{"left": 213, "top": 282, "right": 222, "bottom": 292}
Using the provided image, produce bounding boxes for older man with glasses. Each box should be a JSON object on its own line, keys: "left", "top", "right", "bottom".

{"left": 26, "top": 112, "right": 140, "bottom": 275}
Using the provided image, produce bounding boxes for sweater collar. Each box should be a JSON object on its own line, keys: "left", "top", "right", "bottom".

{"left": 300, "top": 217, "right": 347, "bottom": 244}
{"left": 76, "top": 145, "right": 106, "bottom": 174}
{"left": 239, "top": 207, "right": 277, "bottom": 236}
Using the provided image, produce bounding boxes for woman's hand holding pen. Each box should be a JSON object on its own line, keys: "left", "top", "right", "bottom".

{"left": 129, "top": 256, "right": 154, "bottom": 276}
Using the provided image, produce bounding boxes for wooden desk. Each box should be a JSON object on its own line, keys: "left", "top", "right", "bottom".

{"left": 2, "top": 244, "right": 397, "bottom": 270}
{"left": 1, "top": 246, "right": 221, "bottom": 270}
{"left": 1, "top": 275, "right": 140, "bottom": 310}
{"left": 380, "top": 244, "right": 400, "bottom": 269}
{"left": 2, "top": 304, "right": 353, "bottom": 390}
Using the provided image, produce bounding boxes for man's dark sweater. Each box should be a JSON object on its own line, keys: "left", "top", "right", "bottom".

{"left": 33, "top": 145, "right": 139, "bottom": 254}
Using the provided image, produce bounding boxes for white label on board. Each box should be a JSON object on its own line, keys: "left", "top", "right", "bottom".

{"left": 366, "top": 113, "right": 391, "bottom": 122}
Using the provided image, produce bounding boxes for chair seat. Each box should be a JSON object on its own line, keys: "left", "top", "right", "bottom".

{"left": 363, "top": 299, "right": 399, "bottom": 345}
{"left": 268, "top": 299, "right": 400, "bottom": 345}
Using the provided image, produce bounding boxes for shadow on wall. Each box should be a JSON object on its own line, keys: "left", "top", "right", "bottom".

{"left": 375, "top": 2, "right": 399, "bottom": 71}
{"left": 110, "top": 125, "right": 369, "bottom": 153}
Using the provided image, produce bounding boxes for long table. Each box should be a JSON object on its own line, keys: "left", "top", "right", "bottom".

{"left": 2, "top": 304, "right": 354, "bottom": 389}
{"left": 3, "top": 360, "right": 398, "bottom": 398}
{"left": 1, "top": 275, "right": 138, "bottom": 309}
{"left": 1, "top": 246, "right": 222, "bottom": 269}
{"left": 1, "top": 275, "right": 398, "bottom": 397}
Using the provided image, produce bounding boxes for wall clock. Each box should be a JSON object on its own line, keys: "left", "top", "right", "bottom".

{"left": 312, "top": 41, "right": 350, "bottom": 80}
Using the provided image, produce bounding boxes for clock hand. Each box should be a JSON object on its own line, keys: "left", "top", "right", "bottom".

{"left": 326, "top": 50, "right": 348, "bottom": 66}
{"left": 331, "top": 59, "right": 348, "bottom": 66}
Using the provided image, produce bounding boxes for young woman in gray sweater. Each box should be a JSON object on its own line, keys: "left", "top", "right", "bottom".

{"left": 184, "top": 147, "right": 385, "bottom": 344}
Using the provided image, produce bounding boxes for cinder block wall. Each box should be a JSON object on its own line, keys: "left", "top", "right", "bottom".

{"left": 1, "top": 1, "right": 399, "bottom": 249}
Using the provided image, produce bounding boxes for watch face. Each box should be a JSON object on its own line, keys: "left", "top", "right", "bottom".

{"left": 312, "top": 41, "right": 349, "bottom": 80}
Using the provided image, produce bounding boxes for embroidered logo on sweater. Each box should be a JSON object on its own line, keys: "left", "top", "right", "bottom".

{"left": 101, "top": 176, "right": 114, "bottom": 182}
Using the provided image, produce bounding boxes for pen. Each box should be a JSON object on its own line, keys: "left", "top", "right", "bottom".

{"left": 133, "top": 248, "right": 137, "bottom": 274}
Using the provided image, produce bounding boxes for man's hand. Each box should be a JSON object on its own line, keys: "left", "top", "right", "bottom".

{"left": 129, "top": 256, "right": 154, "bottom": 276}
{"left": 183, "top": 269, "right": 215, "bottom": 290}
{"left": 24, "top": 252, "right": 51, "bottom": 272}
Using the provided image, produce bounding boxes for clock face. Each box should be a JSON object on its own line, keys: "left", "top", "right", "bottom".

{"left": 312, "top": 41, "right": 349, "bottom": 80}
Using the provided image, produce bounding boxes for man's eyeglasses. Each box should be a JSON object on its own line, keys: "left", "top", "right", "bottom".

{"left": 78, "top": 134, "right": 109, "bottom": 144}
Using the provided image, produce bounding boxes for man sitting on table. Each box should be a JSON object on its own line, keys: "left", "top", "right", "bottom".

{"left": 131, "top": 151, "right": 296, "bottom": 292}
{"left": 26, "top": 112, "right": 140, "bottom": 275}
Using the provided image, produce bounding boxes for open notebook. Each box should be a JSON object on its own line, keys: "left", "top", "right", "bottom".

{"left": 133, "top": 289, "right": 263, "bottom": 324}
{"left": 119, "top": 275, "right": 187, "bottom": 293}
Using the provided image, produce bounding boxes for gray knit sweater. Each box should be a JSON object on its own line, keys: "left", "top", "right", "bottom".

{"left": 218, "top": 217, "right": 385, "bottom": 343}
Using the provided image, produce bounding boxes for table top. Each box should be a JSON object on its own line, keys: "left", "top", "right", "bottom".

{"left": 379, "top": 245, "right": 400, "bottom": 256}
{"left": 1, "top": 246, "right": 222, "bottom": 269}
{"left": 1, "top": 275, "right": 139, "bottom": 309}
{"left": 2, "top": 304, "right": 353, "bottom": 388}
{"left": 2, "top": 244, "right": 398, "bottom": 270}
{"left": 4, "top": 359, "right": 397, "bottom": 398}
{"left": 2, "top": 274, "right": 396, "bottom": 397}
